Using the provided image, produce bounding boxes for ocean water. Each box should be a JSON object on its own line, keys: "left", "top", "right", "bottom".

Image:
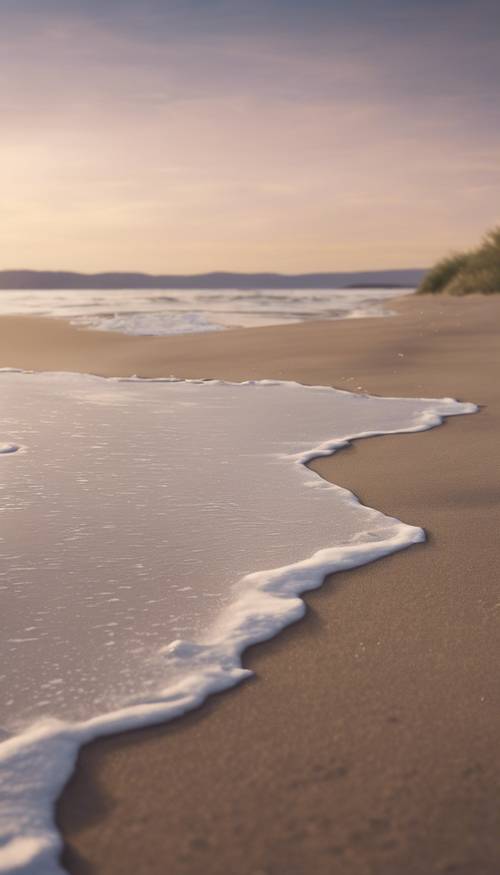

{"left": 0, "top": 287, "right": 414, "bottom": 335}
{"left": 0, "top": 371, "right": 475, "bottom": 873}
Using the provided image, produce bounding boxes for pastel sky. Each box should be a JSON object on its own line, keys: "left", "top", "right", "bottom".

{"left": 1, "top": 0, "right": 499, "bottom": 272}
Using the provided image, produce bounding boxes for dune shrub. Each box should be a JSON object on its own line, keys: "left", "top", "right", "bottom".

{"left": 417, "top": 252, "right": 469, "bottom": 294}
{"left": 418, "top": 226, "right": 500, "bottom": 294}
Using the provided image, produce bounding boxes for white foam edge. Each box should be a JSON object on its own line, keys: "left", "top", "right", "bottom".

{"left": 0, "top": 370, "right": 477, "bottom": 874}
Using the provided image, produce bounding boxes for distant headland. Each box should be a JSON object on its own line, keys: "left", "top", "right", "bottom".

{"left": 0, "top": 269, "right": 426, "bottom": 291}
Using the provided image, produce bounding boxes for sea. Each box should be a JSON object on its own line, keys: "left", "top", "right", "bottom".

{"left": 0, "top": 286, "right": 415, "bottom": 335}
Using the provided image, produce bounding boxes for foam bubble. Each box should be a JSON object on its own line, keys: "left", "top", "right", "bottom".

{"left": 0, "top": 444, "right": 19, "bottom": 455}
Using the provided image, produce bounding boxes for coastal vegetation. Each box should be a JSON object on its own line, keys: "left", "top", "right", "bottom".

{"left": 418, "top": 226, "right": 500, "bottom": 294}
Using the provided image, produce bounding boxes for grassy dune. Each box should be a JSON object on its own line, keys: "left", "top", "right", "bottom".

{"left": 418, "top": 226, "right": 500, "bottom": 294}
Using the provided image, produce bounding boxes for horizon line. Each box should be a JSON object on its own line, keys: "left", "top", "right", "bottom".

{"left": 0, "top": 267, "right": 428, "bottom": 277}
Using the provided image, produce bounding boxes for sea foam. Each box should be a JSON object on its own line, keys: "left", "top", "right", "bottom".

{"left": 0, "top": 286, "right": 414, "bottom": 335}
{"left": 0, "top": 372, "right": 476, "bottom": 873}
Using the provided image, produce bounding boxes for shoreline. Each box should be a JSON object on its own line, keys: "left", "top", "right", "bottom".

{"left": 1, "top": 295, "right": 499, "bottom": 874}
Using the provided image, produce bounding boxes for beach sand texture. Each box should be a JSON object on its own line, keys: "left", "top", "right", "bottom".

{"left": 1, "top": 294, "right": 499, "bottom": 874}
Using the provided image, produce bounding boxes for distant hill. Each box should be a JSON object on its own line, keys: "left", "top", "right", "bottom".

{"left": 0, "top": 269, "right": 426, "bottom": 290}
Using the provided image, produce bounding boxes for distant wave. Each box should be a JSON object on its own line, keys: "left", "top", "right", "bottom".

{"left": 75, "top": 311, "right": 222, "bottom": 335}
{"left": 0, "top": 287, "right": 415, "bottom": 336}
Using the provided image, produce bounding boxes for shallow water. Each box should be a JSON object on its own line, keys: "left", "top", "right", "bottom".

{"left": 0, "top": 287, "right": 414, "bottom": 335}
{"left": 0, "top": 371, "right": 474, "bottom": 873}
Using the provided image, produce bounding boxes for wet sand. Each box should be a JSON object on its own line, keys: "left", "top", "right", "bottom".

{"left": 1, "top": 295, "right": 499, "bottom": 874}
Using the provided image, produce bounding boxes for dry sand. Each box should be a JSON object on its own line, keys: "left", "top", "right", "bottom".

{"left": 1, "top": 295, "right": 499, "bottom": 875}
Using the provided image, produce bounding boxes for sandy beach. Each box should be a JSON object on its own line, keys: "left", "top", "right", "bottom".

{"left": 1, "top": 294, "right": 499, "bottom": 875}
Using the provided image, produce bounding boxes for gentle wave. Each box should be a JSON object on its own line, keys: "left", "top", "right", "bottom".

{"left": 0, "top": 372, "right": 475, "bottom": 873}
{"left": 0, "top": 287, "right": 415, "bottom": 336}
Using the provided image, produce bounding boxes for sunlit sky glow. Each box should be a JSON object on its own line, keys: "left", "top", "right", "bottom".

{"left": 1, "top": 0, "right": 499, "bottom": 272}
